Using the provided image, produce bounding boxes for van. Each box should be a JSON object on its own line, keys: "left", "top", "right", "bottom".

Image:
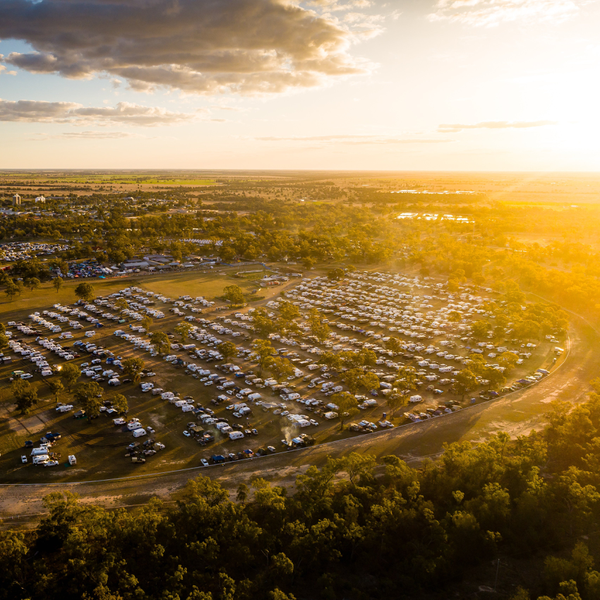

{"left": 132, "top": 428, "right": 147, "bottom": 438}
{"left": 229, "top": 431, "right": 244, "bottom": 441}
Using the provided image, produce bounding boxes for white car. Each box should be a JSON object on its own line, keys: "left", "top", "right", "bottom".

{"left": 21, "top": 455, "right": 27, "bottom": 464}
{"left": 183, "top": 430, "right": 191, "bottom": 437}
{"left": 200, "top": 458, "right": 209, "bottom": 467}
{"left": 20, "top": 373, "right": 33, "bottom": 380}
{"left": 44, "top": 460, "right": 59, "bottom": 467}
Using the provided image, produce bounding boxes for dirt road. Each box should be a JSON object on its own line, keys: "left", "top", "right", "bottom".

{"left": 1, "top": 311, "right": 598, "bottom": 523}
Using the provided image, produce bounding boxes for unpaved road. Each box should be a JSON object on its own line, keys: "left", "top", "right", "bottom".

{"left": 1, "top": 311, "right": 598, "bottom": 524}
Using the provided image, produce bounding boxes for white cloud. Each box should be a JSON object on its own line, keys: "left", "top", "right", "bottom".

{"left": 0, "top": 100, "right": 202, "bottom": 126}
{"left": 428, "top": 0, "right": 588, "bottom": 27}
{"left": 438, "top": 120, "right": 556, "bottom": 132}
{"left": 256, "top": 134, "right": 453, "bottom": 144}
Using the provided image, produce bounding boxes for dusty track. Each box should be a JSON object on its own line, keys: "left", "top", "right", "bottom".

{"left": 1, "top": 309, "right": 598, "bottom": 523}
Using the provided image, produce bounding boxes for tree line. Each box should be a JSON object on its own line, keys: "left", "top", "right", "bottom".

{"left": 2, "top": 389, "right": 600, "bottom": 599}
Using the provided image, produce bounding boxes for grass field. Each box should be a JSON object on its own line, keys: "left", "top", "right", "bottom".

{"left": 0, "top": 278, "right": 139, "bottom": 318}
{"left": 0, "top": 268, "right": 269, "bottom": 319}
{"left": 140, "top": 270, "right": 260, "bottom": 299}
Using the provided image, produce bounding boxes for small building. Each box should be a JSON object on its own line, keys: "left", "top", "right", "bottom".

{"left": 122, "top": 259, "right": 150, "bottom": 269}
{"left": 143, "top": 254, "right": 172, "bottom": 265}
{"left": 12, "top": 194, "right": 21, "bottom": 206}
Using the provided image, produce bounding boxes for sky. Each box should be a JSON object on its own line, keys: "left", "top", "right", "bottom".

{"left": 0, "top": 0, "right": 598, "bottom": 171}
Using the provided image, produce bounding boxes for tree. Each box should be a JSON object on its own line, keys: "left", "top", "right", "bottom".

{"left": 483, "top": 366, "right": 506, "bottom": 390}
{"left": 454, "top": 369, "right": 478, "bottom": 399}
{"left": 59, "top": 363, "right": 81, "bottom": 390}
{"left": 122, "top": 357, "right": 145, "bottom": 383}
{"left": 111, "top": 393, "right": 128, "bottom": 414}
{"left": 46, "top": 380, "right": 64, "bottom": 403}
{"left": 74, "top": 282, "right": 95, "bottom": 302}
{"left": 218, "top": 341, "right": 237, "bottom": 361}
{"left": 219, "top": 246, "right": 237, "bottom": 263}
{"left": 276, "top": 301, "right": 301, "bottom": 335}
{"left": 362, "top": 371, "right": 380, "bottom": 392}
{"left": 223, "top": 285, "right": 245, "bottom": 305}
{"left": 74, "top": 382, "right": 103, "bottom": 418}
{"left": 514, "top": 319, "right": 541, "bottom": 341}
{"left": 448, "top": 310, "right": 462, "bottom": 323}
{"left": 308, "top": 308, "right": 330, "bottom": 342}
{"left": 278, "top": 301, "right": 300, "bottom": 322}
{"left": 395, "top": 365, "right": 417, "bottom": 393}
{"left": 472, "top": 320, "right": 491, "bottom": 339}
{"left": 447, "top": 279, "right": 460, "bottom": 293}
{"left": 319, "top": 351, "right": 342, "bottom": 370}
{"left": 12, "top": 380, "right": 39, "bottom": 414}
{"left": 24, "top": 277, "right": 41, "bottom": 292}
{"left": 327, "top": 268, "right": 345, "bottom": 281}
{"left": 386, "top": 336, "right": 403, "bottom": 353}
{"left": 342, "top": 368, "right": 364, "bottom": 395}
{"left": 358, "top": 348, "right": 378, "bottom": 367}
{"left": 151, "top": 331, "right": 171, "bottom": 355}
{"left": 53, "top": 276, "right": 64, "bottom": 293}
{"left": 498, "top": 351, "right": 519, "bottom": 372}
{"left": 467, "top": 353, "right": 487, "bottom": 376}
{"left": 265, "top": 356, "right": 295, "bottom": 380}
{"left": 175, "top": 321, "right": 194, "bottom": 343}
{"left": 251, "top": 339, "right": 276, "bottom": 373}
{"left": 0, "top": 333, "right": 9, "bottom": 354}
{"left": 331, "top": 391, "right": 359, "bottom": 431}
{"left": 5, "top": 279, "right": 21, "bottom": 302}
{"left": 252, "top": 308, "right": 277, "bottom": 338}
{"left": 141, "top": 315, "right": 153, "bottom": 332}
{"left": 302, "top": 256, "right": 316, "bottom": 269}
{"left": 115, "top": 297, "right": 128, "bottom": 311}
{"left": 387, "top": 391, "right": 407, "bottom": 418}
{"left": 505, "top": 280, "right": 525, "bottom": 304}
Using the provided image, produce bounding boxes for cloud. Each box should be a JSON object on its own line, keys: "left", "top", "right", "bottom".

{"left": 256, "top": 134, "right": 453, "bottom": 144}
{"left": 428, "top": 0, "right": 588, "bottom": 27}
{"left": 307, "top": 0, "right": 373, "bottom": 11}
{"left": 0, "top": 99, "right": 200, "bottom": 125}
{"left": 0, "top": 56, "right": 17, "bottom": 76}
{"left": 438, "top": 120, "right": 557, "bottom": 132}
{"left": 30, "top": 130, "right": 144, "bottom": 140}
{"left": 59, "top": 131, "right": 141, "bottom": 139}
{"left": 0, "top": 0, "right": 376, "bottom": 95}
